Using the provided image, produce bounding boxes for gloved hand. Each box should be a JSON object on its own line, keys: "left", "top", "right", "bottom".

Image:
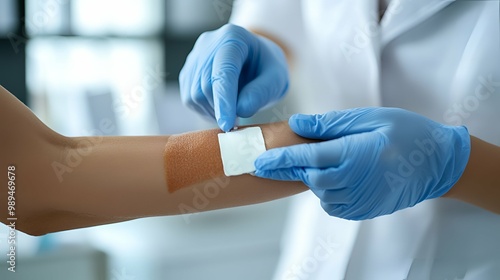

{"left": 254, "top": 107, "right": 471, "bottom": 220}
{"left": 179, "top": 24, "right": 289, "bottom": 132}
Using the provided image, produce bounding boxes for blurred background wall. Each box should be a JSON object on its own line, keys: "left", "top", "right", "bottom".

{"left": 0, "top": 1, "right": 299, "bottom": 279}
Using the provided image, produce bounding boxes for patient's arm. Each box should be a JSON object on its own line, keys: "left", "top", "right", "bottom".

{"left": 0, "top": 86, "right": 310, "bottom": 236}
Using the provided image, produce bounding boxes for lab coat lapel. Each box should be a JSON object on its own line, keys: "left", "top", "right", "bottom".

{"left": 380, "top": 0, "right": 456, "bottom": 47}
{"left": 326, "top": 0, "right": 382, "bottom": 107}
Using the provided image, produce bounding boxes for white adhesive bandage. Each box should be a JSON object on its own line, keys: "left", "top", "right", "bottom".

{"left": 218, "top": 127, "right": 267, "bottom": 176}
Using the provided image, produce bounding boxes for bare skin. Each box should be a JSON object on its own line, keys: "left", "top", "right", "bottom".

{"left": 443, "top": 137, "right": 500, "bottom": 214}
{"left": 0, "top": 86, "right": 311, "bottom": 236}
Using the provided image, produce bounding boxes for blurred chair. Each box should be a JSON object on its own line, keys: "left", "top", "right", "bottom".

{"left": 85, "top": 88, "right": 120, "bottom": 136}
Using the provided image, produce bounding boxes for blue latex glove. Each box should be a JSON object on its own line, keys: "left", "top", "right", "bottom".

{"left": 255, "top": 107, "right": 471, "bottom": 220}
{"left": 179, "top": 24, "right": 289, "bottom": 132}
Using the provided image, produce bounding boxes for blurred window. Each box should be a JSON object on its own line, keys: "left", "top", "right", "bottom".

{"left": 26, "top": 0, "right": 163, "bottom": 36}
{"left": 26, "top": 0, "right": 165, "bottom": 136}
{"left": 71, "top": 0, "right": 163, "bottom": 36}
{"left": 0, "top": 0, "right": 18, "bottom": 36}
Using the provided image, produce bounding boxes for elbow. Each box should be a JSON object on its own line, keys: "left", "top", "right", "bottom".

{"left": 13, "top": 219, "right": 50, "bottom": 237}
{"left": 11, "top": 211, "right": 60, "bottom": 237}
{"left": 21, "top": 228, "right": 49, "bottom": 237}
{"left": 2, "top": 221, "right": 48, "bottom": 237}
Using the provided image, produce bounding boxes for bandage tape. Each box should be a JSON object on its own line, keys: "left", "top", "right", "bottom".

{"left": 217, "top": 127, "right": 267, "bottom": 176}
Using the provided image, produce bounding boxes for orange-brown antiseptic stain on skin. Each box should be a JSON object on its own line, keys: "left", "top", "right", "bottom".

{"left": 164, "top": 129, "right": 225, "bottom": 193}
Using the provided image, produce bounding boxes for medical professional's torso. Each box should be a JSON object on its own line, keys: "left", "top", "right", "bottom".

{"left": 231, "top": 0, "right": 500, "bottom": 279}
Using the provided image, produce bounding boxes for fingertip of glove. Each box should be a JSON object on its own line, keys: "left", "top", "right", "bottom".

{"left": 217, "top": 117, "right": 234, "bottom": 132}
{"left": 254, "top": 152, "right": 272, "bottom": 170}
{"left": 289, "top": 114, "right": 315, "bottom": 134}
{"left": 254, "top": 148, "right": 286, "bottom": 171}
{"left": 254, "top": 169, "right": 300, "bottom": 181}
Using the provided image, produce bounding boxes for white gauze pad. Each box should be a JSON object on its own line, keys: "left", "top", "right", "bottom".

{"left": 217, "top": 127, "right": 267, "bottom": 176}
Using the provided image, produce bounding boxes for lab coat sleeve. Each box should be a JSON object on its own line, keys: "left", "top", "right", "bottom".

{"left": 229, "top": 0, "right": 304, "bottom": 56}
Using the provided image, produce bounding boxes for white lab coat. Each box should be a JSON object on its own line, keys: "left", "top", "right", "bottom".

{"left": 231, "top": 0, "right": 500, "bottom": 279}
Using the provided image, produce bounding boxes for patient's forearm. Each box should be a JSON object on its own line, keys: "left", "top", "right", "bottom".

{"left": 0, "top": 85, "right": 311, "bottom": 235}
{"left": 41, "top": 124, "right": 310, "bottom": 234}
